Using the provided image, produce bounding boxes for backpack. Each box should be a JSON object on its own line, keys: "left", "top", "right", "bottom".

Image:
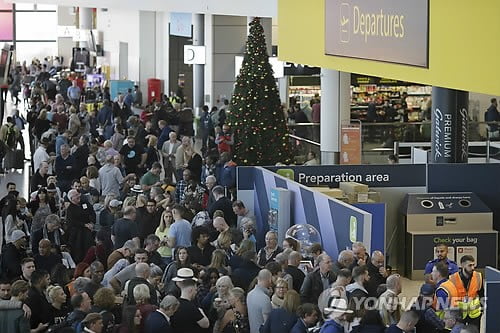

{"left": 5, "top": 125, "right": 16, "bottom": 149}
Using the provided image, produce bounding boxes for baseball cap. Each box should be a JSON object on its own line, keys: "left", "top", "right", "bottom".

{"left": 420, "top": 283, "right": 435, "bottom": 296}
{"left": 10, "top": 230, "right": 27, "bottom": 243}
{"left": 109, "top": 199, "right": 123, "bottom": 208}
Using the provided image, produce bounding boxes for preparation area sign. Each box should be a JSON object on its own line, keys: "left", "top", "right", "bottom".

{"left": 325, "top": 0, "right": 429, "bottom": 67}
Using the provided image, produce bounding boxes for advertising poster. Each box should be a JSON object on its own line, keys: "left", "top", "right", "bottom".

{"left": 340, "top": 123, "right": 361, "bottom": 164}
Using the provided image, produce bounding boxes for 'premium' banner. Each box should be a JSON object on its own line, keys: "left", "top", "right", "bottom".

{"left": 325, "top": 0, "right": 429, "bottom": 67}
{"left": 431, "top": 87, "right": 469, "bottom": 163}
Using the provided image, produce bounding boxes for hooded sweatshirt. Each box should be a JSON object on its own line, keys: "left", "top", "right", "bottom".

{"left": 320, "top": 319, "right": 345, "bottom": 333}
{"left": 98, "top": 163, "right": 123, "bottom": 196}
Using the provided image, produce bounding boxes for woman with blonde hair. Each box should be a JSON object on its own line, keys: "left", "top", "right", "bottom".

{"left": 133, "top": 283, "right": 158, "bottom": 330}
{"left": 47, "top": 285, "right": 69, "bottom": 327}
{"left": 271, "top": 277, "right": 289, "bottom": 309}
{"left": 378, "top": 292, "right": 401, "bottom": 327}
{"left": 209, "top": 249, "right": 229, "bottom": 275}
{"left": 155, "top": 208, "right": 174, "bottom": 265}
{"left": 135, "top": 194, "right": 147, "bottom": 209}
{"left": 68, "top": 105, "right": 81, "bottom": 137}
{"left": 34, "top": 109, "right": 51, "bottom": 140}
{"left": 261, "top": 290, "right": 300, "bottom": 333}
{"left": 229, "top": 239, "right": 256, "bottom": 271}
{"left": 218, "top": 287, "right": 249, "bottom": 333}
{"left": 144, "top": 134, "right": 161, "bottom": 170}
{"left": 211, "top": 277, "right": 236, "bottom": 333}
{"left": 123, "top": 196, "right": 136, "bottom": 208}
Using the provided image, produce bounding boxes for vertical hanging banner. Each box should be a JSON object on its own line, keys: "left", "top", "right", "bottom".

{"left": 340, "top": 122, "right": 362, "bottom": 164}
{"left": 431, "top": 87, "right": 469, "bottom": 163}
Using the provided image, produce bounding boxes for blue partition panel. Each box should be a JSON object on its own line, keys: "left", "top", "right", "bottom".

{"left": 354, "top": 203, "right": 386, "bottom": 253}
{"left": 485, "top": 266, "right": 500, "bottom": 332}
{"left": 251, "top": 167, "right": 372, "bottom": 259}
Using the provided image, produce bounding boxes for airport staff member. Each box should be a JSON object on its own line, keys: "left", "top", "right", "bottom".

{"left": 435, "top": 255, "right": 483, "bottom": 329}
{"left": 424, "top": 243, "right": 458, "bottom": 284}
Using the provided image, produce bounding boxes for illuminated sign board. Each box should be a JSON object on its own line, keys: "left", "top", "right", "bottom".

{"left": 325, "top": 0, "right": 429, "bottom": 67}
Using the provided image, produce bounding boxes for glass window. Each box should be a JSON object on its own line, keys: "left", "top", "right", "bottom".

{"left": 15, "top": 41, "right": 57, "bottom": 63}
{"left": 35, "top": 4, "right": 57, "bottom": 10}
{"left": 0, "top": 12, "right": 13, "bottom": 40}
{"left": 0, "top": 0, "right": 13, "bottom": 10}
{"left": 15, "top": 12, "right": 57, "bottom": 40}
{"left": 14, "top": 3, "right": 34, "bottom": 10}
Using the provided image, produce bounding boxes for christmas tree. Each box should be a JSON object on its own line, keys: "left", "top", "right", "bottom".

{"left": 227, "top": 17, "right": 292, "bottom": 166}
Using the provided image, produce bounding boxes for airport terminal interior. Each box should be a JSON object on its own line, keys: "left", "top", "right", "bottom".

{"left": 0, "top": 1, "right": 499, "bottom": 332}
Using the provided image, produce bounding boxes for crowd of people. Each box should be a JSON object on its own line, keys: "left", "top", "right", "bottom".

{"left": 0, "top": 67, "right": 484, "bottom": 333}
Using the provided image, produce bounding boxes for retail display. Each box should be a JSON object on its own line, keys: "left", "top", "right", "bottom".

{"left": 350, "top": 75, "right": 432, "bottom": 121}
{"left": 289, "top": 85, "right": 320, "bottom": 104}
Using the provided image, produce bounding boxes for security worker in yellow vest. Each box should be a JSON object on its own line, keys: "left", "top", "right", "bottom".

{"left": 435, "top": 255, "right": 483, "bottom": 329}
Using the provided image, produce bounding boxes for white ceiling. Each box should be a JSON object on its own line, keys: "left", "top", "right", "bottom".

{"left": 11, "top": 0, "right": 277, "bottom": 17}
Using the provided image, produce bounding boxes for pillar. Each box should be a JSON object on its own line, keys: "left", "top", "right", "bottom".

{"left": 430, "top": 87, "right": 469, "bottom": 163}
{"left": 320, "top": 69, "right": 351, "bottom": 164}
{"left": 204, "top": 14, "right": 213, "bottom": 106}
{"left": 139, "top": 11, "right": 157, "bottom": 105}
{"left": 78, "top": 7, "right": 93, "bottom": 49}
{"left": 193, "top": 14, "right": 205, "bottom": 114}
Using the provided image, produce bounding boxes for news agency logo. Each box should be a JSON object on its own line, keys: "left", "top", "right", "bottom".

{"left": 340, "top": 2, "right": 350, "bottom": 43}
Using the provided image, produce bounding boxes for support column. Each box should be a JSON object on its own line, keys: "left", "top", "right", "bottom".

{"left": 139, "top": 11, "right": 157, "bottom": 105}
{"left": 193, "top": 14, "right": 205, "bottom": 114}
{"left": 320, "top": 69, "right": 351, "bottom": 164}
{"left": 431, "top": 87, "right": 469, "bottom": 163}
{"left": 204, "top": 14, "right": 213, "bottom": 106}
{"left": 78, "top": 7, "right": 93, "bottom": 49}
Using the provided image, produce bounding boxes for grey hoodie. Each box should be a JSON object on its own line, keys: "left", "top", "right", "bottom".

{"left": 98, "top": 164, "right": 123, "bottom": 197}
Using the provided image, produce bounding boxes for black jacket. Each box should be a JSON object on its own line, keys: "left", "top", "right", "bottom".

{"left": 231, "top": 259, "right": 261, "bottom": 292}
{"left": 26, "top": 287, "right": 51, "bottom": 329}
{"left": 31, "top": 171, "right": 48, "bottom": 192}
{"left": 0, "top": 243, "right": 27, "bottom": 280}
{"left": 126, "top": 277, "right": 158, "bottom": 306}
{"left": 285, "top": 265, "right": 306, "bottom": 293}
{"left": 300, "top": 269, "right": 336, "bottom": 303}
{"left": 365, "top": 261, "right": 387, "bottom": 298}
{"left": 66, "top": 202, "right": 95, "bottom": 263}
{"left": 208, "top": 196, "right": 237, "bottom": 227}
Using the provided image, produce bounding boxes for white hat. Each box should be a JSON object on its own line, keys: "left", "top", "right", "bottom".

{"left": 10, "top": 230, "right": 27, "bottom": 243}
{"left": 109, "top": 199, "right": 123, "bottom": 208}
{"left": 324, "top": 298, "right": 353, "bottom": 314}
{"left": 172, "top": 268, "right": 198, "bottom": 282}
{"left": 131, "top": 185, "right": 143, "bottom": 193}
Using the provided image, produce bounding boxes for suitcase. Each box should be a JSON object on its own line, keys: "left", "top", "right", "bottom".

{"left": 14, "top": 149, "right": 24, "bottom": 169}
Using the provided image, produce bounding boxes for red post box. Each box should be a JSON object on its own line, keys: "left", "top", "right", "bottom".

{"left": 147, "top": 78, "right": 162, "bottom": 104}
